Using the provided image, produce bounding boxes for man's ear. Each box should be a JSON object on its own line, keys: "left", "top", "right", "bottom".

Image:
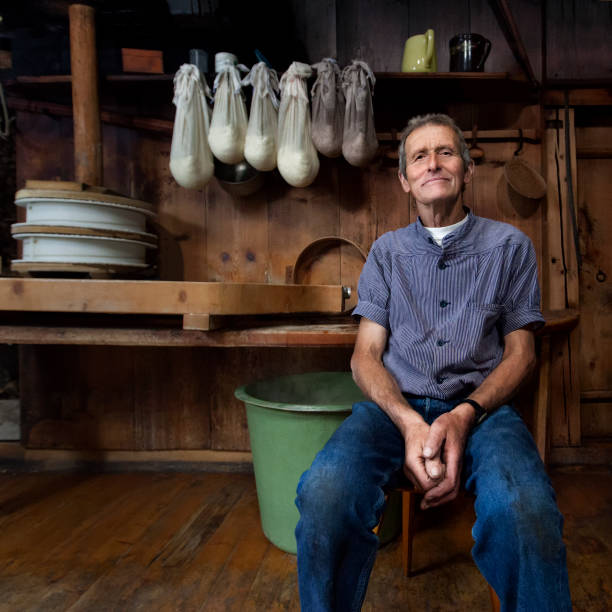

{"left": 464, "top": 160, "right": 475, "bottom": 186}
{"left": 398, "top": 170, "right": 411, "bottom": 194}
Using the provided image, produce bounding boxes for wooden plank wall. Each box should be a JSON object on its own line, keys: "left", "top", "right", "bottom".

{"left": 15, "top": 103, "right": 545, "bottom": 452}
{"left": 11, "top": 0, "right": 611, "bottom": 453}
{"left": 545, "top": 0, "right": 612, "bottom": 81}
{"left": 576, "top": 127, "right": 612, "bottom": 439}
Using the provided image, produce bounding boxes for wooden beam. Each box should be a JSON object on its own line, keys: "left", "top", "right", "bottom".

{"left": 0, "top": 443, "right": 253, "bottom": 472}
{"left": 534, "top": 336, "right": 551, "bottom": 463}
{"left": 7, "top": 96, "right": 174, "bottom": 135}
{"left": 488, "top": 0, "right": 539, "bottom": 88}
{"left": 0, "top": 278, "right": 345, "bottom": 316}
{"left": 576, "top": 127, "right": 612, "bottom": 159}
{"left": 0, "top": 310, "right": 575, "bottom": 348}
{"left": 0, "top": 322, "right": 359, "bottom": 347}
{"left": 543, "top": 109, "right": 581, "bottom": 447}
{"left": 377, "top": 129, "right": 540, "bottom": 143}
{"left": 543, "top": 88, "right": 612, "bottom": 107}
{"left": 69, "top": 4, "right": 103, "bottom": 185}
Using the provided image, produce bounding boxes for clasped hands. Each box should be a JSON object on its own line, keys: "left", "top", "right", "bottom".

{"left": 402, "top": 404, "right": 474, "bottom": 510}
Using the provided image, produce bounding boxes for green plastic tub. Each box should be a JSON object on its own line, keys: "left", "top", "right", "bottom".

{"left": 235, "top": 371, "right": 401, "bottom": 554}
{"left": 235, "top": 371, "right": 365, "bottom": 554}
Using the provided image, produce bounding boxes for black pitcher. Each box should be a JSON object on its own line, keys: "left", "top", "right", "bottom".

{"left": 449, "top": 33, "right": 491, "bottom": 72}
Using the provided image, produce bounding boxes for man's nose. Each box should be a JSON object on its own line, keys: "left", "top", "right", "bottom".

{"left": 426, "top": 152, "right": 440, "bottom": 170}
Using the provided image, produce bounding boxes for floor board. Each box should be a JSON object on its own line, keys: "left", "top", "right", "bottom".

{"left": 0, "top": 466, "right": 609, "bottom": 611}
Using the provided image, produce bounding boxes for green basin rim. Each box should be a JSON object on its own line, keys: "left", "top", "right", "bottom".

{"left": 234, "top": 372, "right": 364, "bottom": 413}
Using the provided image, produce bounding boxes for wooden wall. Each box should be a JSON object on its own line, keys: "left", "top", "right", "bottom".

{"left": 576, "top": 127, "right": 612, "bottom": 440}
{"left": 15, "top": 103, "right": 544, "bottom": 452}
{"left": 9, "top": 0, "right": 612, "bottom": 455}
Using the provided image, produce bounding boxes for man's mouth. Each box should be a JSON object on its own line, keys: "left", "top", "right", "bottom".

{"left": 423, "top": 177, "right": 448, "bottom": 186}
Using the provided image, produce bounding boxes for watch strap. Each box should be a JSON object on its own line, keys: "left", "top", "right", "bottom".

{"left": 462, "top": 398, "right": 487, "bottom": 425}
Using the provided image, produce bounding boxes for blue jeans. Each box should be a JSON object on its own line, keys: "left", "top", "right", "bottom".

{"left": 295, "top": 398, "right": 571, "bottom": 612}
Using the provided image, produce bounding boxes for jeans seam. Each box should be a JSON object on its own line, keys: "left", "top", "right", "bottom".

{"left": 351, "top": 545, "right": 377, "bottom": 612}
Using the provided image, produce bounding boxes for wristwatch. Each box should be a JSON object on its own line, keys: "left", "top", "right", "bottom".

{"left": 461, "top": 398, "right": 488, "bottom": 426}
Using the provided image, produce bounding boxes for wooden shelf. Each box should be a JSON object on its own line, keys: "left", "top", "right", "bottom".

{"left": 371, "top": 72, "right": 539, "bottom": 132}
{"left": 14, "top": 74, "right": 174, "bottom": 84}
{"left": 0, "top": 309, "right": 577, "bottom": 348}
{"left": 375, "top": 72, "right": 514, "bottom": 80}
{"left": 0, "top": 278, "right": 345, "bottom": 318}
{"left": 0, "top": 320, "right": 359, "bottom": 348}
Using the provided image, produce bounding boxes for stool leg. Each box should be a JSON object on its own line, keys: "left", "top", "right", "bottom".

{"left": 489, "top": 584, "right": 501, "bottom": 611}
{"left": 401, "top": 489, "right": 417, "bottom": 577}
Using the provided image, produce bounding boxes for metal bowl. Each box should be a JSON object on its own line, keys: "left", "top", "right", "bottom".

{"left": 214, "top": 159, "right": 265, "bottom": 197}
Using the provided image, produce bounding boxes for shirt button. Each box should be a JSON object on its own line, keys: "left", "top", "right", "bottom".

{"left": 436, "top": 339, "right": 448, "bottom": 346}
{"left": 440, "top": 300, "right": 449, "bottom": 308}
{"left": 438, "top": 260, "right": 447, "bottom": 270}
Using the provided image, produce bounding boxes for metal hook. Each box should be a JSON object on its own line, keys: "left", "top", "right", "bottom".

{"left": 513, "top": 128, "right": 524, "bottom": 156}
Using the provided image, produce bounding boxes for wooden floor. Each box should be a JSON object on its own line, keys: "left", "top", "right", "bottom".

{"left": 0, "top": 465, "right": 610, "bottom": 611}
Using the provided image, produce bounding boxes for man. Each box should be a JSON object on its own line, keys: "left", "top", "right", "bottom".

{"left": 295, "top": 114, "right": 571, "bottom": 611}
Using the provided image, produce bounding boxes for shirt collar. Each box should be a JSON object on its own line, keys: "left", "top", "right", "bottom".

{"left": 415, "top": 207, "right": 475, "bottom": 252}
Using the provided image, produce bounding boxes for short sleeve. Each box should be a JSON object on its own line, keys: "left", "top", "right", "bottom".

{"left": 352, "top": 240, "right": 391, "bottom": 329}
{"left": 500, "top": 239, "right": 545, "bottom": 335}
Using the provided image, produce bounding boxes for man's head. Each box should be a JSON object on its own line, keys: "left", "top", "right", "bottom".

{"left": 398, "top": 114, "right": 471, "bottom": 179}
{"left": 397, "top": 114, "right": 473, "bottom": 208}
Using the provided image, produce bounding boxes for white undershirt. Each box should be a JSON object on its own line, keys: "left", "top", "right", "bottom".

{"left": 422, "top": 214, "right": 469, "bottom": 247}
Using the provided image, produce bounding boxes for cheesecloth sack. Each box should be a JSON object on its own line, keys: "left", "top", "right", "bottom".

{"left": 241, "top": 62, "right": 280, "bottom": 171}
{"left": 341, "top": 60, "right": 378, "bottom": 167}
{"left": 208, "top": 52, "right": 249, "bottom": 164}
{"left": 169, "top": 64, "right": 214, "bottom": 189}
{"left": 277, "top": 61, "right": 319, "bottom": 188}
{"left": 311, "top": 58, "right": 344, "bottom": 158}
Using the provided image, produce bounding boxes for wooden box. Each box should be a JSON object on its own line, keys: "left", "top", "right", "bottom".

{"left": 121, "top": 48, "right": 163, "bottom": 74}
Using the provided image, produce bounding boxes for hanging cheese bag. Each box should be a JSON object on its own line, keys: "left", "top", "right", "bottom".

{"left": 311, "top": 58, "right": 344, "bottom": 158}
{"left": 208, "top": 52, "right": 249, "bottom": 164}
{"left": 341, "top": 60, "right": 378, "bottom": 167}
{"left": 277, "top": 61, "right": 319, "bottom": 188}
{"left": 242, "top": 62, "right": 280, "bottom": 172}
{"left": 169, "top": 64, "right": 214, "bottom": 189}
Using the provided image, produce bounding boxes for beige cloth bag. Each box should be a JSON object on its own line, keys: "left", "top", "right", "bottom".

{"left": 242, "top": 62, "right": 280, "bottom": 172}
{"left": 311, "top": 58, "right": 344, "bottom": 158}
{"left": 169, "top": 64, "right": 214, "bottom": 190}
{"left": 277, "top": 61, "right": 320, "bottom": 188}
{"left": 341, "top": 60, "right": 378, "bottom": 167}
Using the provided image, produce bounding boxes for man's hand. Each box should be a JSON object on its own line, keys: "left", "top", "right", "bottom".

{"left": 418, "top": 403, "right": 475, "bottom": 509}
{"left": 402, "top": 418, "right": 445, "bottom": 494}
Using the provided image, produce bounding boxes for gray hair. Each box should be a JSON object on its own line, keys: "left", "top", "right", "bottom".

{"left": 398, "top": 113, "right": 471, "bottom": 179}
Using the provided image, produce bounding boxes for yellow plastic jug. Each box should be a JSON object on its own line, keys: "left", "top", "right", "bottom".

{"left": 401, "top": 29, "right": 437, "bottom": 72}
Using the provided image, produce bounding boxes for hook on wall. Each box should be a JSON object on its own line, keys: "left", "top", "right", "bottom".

{"left": 513, "top": 128, "right": 524, "bottom": 156}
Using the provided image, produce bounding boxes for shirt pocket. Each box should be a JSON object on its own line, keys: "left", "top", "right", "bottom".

{"left": 467, "top": 302, "right": 505, "bottom": 337}
{"left": 458, "top": 302, "right": 505, "bottom": 364}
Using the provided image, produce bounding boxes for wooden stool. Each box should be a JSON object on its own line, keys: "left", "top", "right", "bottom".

{"left": 400, "top": 486, "right": 500, "bottom": 611}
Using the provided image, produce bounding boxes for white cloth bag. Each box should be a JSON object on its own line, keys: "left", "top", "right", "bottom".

{"left": 277, "top": 61, "right": 319, "bottom": 188}
{"left": 169, "top": 64, "right": 214, "bottom": 189}
{"left": 242, "top": 62, "right": 280, "bottom": 171}
{"left": 208, "top": 52, "right": 249, "bottom": 164}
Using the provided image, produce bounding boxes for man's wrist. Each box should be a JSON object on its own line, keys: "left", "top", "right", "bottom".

{"left": 457, "top": 398, "right": 487, "bottom": 426}
{"left": 396, "top": 402, "right": 426, "bottom": 436}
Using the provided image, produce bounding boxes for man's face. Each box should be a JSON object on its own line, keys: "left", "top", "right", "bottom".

{"left": 399, "top": 124, "right": 473, "bottom": 206}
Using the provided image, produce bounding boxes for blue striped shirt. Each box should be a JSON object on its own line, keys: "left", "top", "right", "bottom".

{"left": 353, "top": 211, "right": 545, "bottom": 400}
